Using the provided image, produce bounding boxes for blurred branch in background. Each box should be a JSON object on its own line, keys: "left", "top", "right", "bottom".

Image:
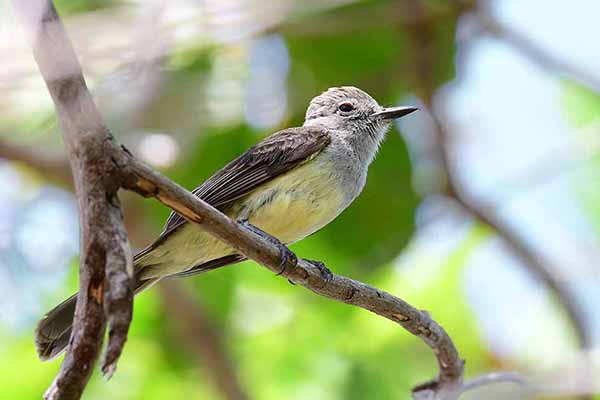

{"left": 440, "top": 116, "right": 593, "bottom": 351}
{"left": 403, "top": 0, "right": 595, "bottom": 398}
{"left": 0, "top": 137, "right": 71, "bottom": 185}
{"left": 467, "top": 1, "right": 598, "bottom": 348}
{"left": 159, "top": 281, "right": 249, "bottom": 400}
{"left": 475, "top": 2, "right": 600, "bottom": 94}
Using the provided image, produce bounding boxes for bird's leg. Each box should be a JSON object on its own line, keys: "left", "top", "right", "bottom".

{"left": 304, "top": 259, "right": 333, "bottom": 284}
{"left": 238, "top": 220, "right": 297, "bottom": 275}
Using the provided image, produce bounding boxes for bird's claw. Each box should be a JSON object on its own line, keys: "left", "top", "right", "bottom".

{"left": 304, "top": 259, "right": 333, "bottom": 284}
{"left": 238, "top": 219, "right": 297, "bottom": 275}
{"left": 276, "top": 245, "right": 297, "bottom": 276}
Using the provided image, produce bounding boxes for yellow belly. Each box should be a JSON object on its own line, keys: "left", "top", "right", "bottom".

{"left": 237, "top": 160, "right": 345, "bottom": 243}
{"left": 137, "top": 159, "right": 346, "bottom": 279}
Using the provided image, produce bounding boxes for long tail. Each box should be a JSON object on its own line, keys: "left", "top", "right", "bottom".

{"left": 34, "top": 254, "right": 244, "bottom": 361}
{"left": 35, "top": 277, "right": 157, "bottom": 361}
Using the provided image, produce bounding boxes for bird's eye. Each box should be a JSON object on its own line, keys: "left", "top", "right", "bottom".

{"left": 338, "top": 102, "right": 354, "bottom": 113}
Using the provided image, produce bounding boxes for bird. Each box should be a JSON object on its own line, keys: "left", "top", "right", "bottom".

{"left": 34, "top": 86, "right": 418, "bottom": 361}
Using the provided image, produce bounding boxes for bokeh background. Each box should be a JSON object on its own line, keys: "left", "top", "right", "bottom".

{"left": 1, "top": 0, "right": 599, "bottom": 399}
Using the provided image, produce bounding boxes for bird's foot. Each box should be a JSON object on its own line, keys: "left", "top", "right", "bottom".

{"left": 239, "top": 220, "right": 297, "bottom": 275}
{"left": 304, "top": 259, "right": 333, "bottom": 284}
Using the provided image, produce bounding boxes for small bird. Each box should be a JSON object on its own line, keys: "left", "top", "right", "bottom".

{"left": 35, "top": 86, "right": 417, "bottom": 360}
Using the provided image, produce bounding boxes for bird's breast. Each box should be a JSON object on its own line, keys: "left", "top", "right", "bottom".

{"left": 232, "top": 155, "right": 353, "bottom": 244}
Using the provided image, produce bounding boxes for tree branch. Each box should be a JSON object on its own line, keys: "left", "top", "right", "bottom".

{"left": 0, "top": 138, "right": 253, "bottom": 400}
{"left": 12, "top": 1, "right": 134, "bottom": 398}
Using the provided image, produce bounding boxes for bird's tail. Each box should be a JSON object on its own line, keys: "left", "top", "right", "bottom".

{"left": 35, "top": 277, "right": 157, "bottom": 361}
{"left": 35, "top": 254, "right": 245, "bottom": 360}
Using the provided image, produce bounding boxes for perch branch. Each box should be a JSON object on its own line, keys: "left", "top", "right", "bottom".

{"left": 121, "top": 153, "right": 466, "bottom": 399}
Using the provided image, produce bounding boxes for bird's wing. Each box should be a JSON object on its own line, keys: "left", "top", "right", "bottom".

{"left": 134, "top": 125, "right": 330, "bottom": 262}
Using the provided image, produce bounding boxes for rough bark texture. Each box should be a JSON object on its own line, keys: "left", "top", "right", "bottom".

{"left": 12, "top": 2, "right": 134, "bottom": 398}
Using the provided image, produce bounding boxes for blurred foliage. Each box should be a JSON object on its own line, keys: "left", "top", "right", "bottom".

{"left": 564, "top": 81, "right": 600, "bottom": 240}
{"left": 563, "top": 81, "right": 600, "bottom": 128}
{"left": 54, "top": 0, "right": 118, "bottom": 15}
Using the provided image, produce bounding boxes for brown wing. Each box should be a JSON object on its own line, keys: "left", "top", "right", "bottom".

{"left": 134, "top": 125, "right": 330, "bottom": 262}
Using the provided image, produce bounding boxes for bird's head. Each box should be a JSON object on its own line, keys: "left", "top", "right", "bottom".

{"left": 303, "top": 86, "right": 417, "bottom": 143}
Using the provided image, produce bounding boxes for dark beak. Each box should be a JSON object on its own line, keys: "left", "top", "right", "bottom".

{"left": 372, "top": 106, "right": 419, "bottom": 120}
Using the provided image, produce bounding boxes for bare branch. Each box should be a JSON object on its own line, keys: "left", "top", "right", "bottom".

{"left": 12, "top": 1, "right": 134, "bottom": 397}
{"left": 0, "top": 136, "right": 255, "bottom": 399}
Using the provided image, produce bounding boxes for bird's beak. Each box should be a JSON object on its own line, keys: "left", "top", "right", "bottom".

{"left": 371, "top": 106, "right": 419, "bottom": 120}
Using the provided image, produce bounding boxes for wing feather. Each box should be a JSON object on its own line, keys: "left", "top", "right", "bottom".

{"left": 138, "top": 125, "right": 330, "bottom": 259}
